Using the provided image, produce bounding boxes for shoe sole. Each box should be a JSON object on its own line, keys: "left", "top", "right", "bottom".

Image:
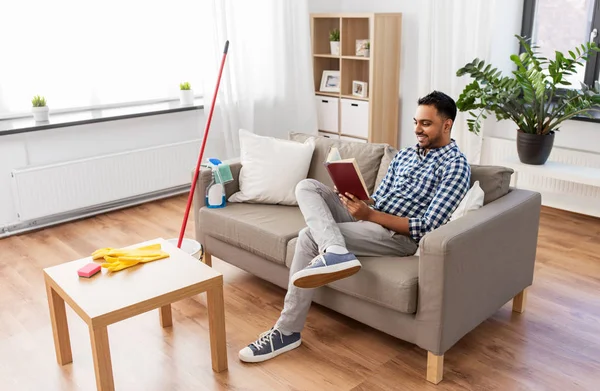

{"left": 292, "top": 260, "right": 362, "bottom": 289}
{"left": 239, "top": 339, "right": 302, "bottom": 363}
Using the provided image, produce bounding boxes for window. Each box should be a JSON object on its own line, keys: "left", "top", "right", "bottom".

{"left": 0, "top": 0, "right": 203, "bottom": 116}
{"left": 521, "top": 0, "right": 600, "bottom": 88}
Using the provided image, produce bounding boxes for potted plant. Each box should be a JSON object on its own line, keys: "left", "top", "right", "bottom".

{"left": 179, "top": 82, "right": 194, "bottom": 106}
{"left": 31, "top": 95, "right": 49, "bottom": 122}
{"left": 456, "top": 35, "right": 600, "bottom": 165}
{"left": 329, "top": 28, "right": 340, "bottom": 56}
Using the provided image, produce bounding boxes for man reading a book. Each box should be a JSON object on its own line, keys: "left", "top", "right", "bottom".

{"left": 239, "top": 90, "right": 471, "bottom": 363}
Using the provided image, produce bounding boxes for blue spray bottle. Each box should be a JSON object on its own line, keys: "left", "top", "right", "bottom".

{"left": 205, "top": 158, "right": 232, "bottom": 208}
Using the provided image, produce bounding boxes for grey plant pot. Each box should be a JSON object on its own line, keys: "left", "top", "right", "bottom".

{"left": 516, "top": 130, "right": 555, "bottom": 165}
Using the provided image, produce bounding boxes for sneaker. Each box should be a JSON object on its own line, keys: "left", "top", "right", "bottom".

{"left": 291, "top": 252, "right": 361, "bottom": 288}
{"left": 238, "top": 327, "right": 302, "bottom": 363}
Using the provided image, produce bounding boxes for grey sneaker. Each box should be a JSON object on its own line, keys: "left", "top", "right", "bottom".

{"left": 291, "top": 252, "right": 361, "bottom": 288}
{"left": 238, "top": 328, "right": 301, "bottom": 363}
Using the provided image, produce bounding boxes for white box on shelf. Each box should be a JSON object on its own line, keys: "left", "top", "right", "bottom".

{"left": 340, "top": 98, "right": 369, "bottom": 138}
{"left": 315, "top": 96, "right": 339, "bottom": 133}
{"left": 319, "top": 131, "right": 339, "bottom": 139}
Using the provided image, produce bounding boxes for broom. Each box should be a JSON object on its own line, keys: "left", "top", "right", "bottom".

{"left": 177, "top": 40, "right": 230, "bottom": 249}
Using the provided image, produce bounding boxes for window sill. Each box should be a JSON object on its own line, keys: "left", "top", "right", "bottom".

{"left": 0, "top": 98, "right": 204, "bottom": 136}
{"left": 570, "top": 111, "right": 600, "bottom": 124}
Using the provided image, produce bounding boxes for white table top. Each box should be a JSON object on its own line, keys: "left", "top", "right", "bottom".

{"left": 43, "top": 238, "right": 221, "bottom": 325}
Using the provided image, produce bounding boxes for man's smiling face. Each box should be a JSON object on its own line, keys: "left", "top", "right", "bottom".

{"left": 413, "top": 104, "right": 453, "bottom": 150}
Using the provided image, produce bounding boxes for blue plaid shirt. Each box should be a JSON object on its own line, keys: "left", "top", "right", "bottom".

{"left": 371, "top": 140, "right": 471, "bottom": 243}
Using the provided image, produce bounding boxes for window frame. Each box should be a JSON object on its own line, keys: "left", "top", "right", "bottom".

{"left": 521, "top": 0, "right": 600, "bottom": 88}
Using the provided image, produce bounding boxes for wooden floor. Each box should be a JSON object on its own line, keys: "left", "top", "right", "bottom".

{"left": 1, "top": 195, "right": 600, "bottom": 390}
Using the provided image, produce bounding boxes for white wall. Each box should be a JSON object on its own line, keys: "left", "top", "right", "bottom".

{"left": 0, "top": 110, "right": 215, "bottom": 231}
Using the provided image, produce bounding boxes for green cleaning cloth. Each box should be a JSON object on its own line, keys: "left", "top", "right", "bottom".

{"left": 214, "top": 163, "right": 233, "bottom": 184}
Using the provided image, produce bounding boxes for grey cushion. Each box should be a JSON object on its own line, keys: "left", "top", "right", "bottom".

{"left": 199, "top": 203, "right": 306, "bottom": 265}
{"left": 327, "top": 255, "right": 419, "bottom": 314}
{"left": 470, "top": 165, "right": 514, "bottom": 204}
{"left": 289, "top": 132, "right": 386, "bottom": 195}
{"left": 374, "top": 145, "right": 398, "bottom": 191}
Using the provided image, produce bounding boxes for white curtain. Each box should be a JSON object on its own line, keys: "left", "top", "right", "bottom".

{"left": 0, "top": 0, "right": 204, "bottom": 116}
{"left": 417, "top": 0, "right": 497, "bottom": 164}
{"left": 200, "top": 0, "right": 318, "bottom": 160}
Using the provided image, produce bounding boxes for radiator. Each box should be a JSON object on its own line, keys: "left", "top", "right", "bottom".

{"left": 10, "top": 140, "right": 201, "bottom": 221}
{"left": 481, "top": 137, "right": 600, "bottom": 217}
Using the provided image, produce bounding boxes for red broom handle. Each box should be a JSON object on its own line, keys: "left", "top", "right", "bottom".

{"left": 177, "top": 40, "right": 230, "bottom": 248}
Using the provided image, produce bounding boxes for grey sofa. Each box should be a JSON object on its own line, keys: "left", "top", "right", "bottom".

{"left": 192, "top": 132, "right": 541, "bottom": 384}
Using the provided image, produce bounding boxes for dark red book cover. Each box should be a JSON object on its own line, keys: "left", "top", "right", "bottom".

{"left": 325, "top": 160, "right": 370, "bottom": 200}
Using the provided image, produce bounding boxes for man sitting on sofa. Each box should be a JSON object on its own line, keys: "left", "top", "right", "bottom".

{"left": 239, "top": 90, "right": 472, "bottom": 363}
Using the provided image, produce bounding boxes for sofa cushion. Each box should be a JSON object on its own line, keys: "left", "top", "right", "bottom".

{"left": 374, "top": 145, "right": 398, "bottom": 191}
{"left": 199, "top": 204, "right": 306, "bottom": 265}
{"left": 289, "top": 132, "right": 386, "bottom": 195}
{"left": 327, "top": 255, "right": 419, "bottom": 314}
{"left": 470, "top": 165, "right": 514, "bottom": 204}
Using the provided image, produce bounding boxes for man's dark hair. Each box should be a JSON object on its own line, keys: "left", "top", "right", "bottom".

{"left": 417, "top": 91, "right": 457, "bottom": 123}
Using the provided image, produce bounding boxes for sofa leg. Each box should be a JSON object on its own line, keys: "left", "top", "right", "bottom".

{"left": 427, "top": 352, "right": 443, "bottom": 384}
{"left": 204, "top": 251, "right": 212, "bottom": 267}
{"left": 512, "top": 288, "right": 527, "bottom": 313}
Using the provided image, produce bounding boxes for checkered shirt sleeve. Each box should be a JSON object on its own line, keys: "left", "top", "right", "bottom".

{"left": 408, "top": 157, "right": 471, "bottom": 241}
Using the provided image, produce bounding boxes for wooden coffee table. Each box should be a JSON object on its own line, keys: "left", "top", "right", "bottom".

{"left": 43, "top": 238, "right": 227, "bottom": 391}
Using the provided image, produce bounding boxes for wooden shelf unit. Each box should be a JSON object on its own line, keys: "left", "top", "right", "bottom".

{"left": 310, "top": 13, "right": 402, "bottom": 148}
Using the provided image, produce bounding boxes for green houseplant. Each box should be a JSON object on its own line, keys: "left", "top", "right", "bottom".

{"left": 329, "top": 28, "right": 340, "bottom": 56}
{"left": 456, "top": 35, "right": 600, "bottom": 164}
{"left": 31, "top": 95, "right": 49, "bottom": 122}
{"left": 179, "top": 82, "right": 194, "bottom": 106}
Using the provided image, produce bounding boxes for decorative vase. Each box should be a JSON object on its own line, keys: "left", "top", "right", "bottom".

{"left": 516, "top": 130, "right": 555, "bottom": 165}
{"left": 330, "top": 41, "right": 340, "bottom": 56}
{"left": 32, "top": 106, "right": 49, "bottom": 122}
{"left": 179, "top": 89, "right": 194, "bottom": 106}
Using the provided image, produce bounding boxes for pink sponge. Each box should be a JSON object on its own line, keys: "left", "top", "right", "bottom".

{"left": 78, "top": 263, "right": 101, "bottom": 278}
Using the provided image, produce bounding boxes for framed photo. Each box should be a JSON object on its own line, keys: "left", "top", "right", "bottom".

{"left": 355, "top": 39, "right": 370, "bottom": 57}
{"left": 320, "top": 70, "right": 340, "bottom": 93}
{"left": 352, "top": 80, "right": 368, "bottom": 98}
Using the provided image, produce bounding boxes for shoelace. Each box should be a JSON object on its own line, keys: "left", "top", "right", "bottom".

{"left": 251, "top": 329, "right": 284, "bottom": 350}
{"left": 308, "top": 254, "right": 326, "bottom": 267}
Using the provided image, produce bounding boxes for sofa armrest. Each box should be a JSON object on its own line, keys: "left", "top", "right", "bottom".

{"left": 192, "top": 158, "right": 242, "bottom": 243}
{"left": 415, "top": 188, "right": 541, "bottom": 355}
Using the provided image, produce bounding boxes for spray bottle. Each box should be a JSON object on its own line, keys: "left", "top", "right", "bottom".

{"left": 205, "top": 158, "right": 233, "bottom": 208}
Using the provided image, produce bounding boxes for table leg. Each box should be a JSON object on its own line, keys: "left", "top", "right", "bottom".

{"left": 206, "top": 281, "right": 228, "bottom": 372}
{"left": 159, "top": 304, "right": 173, "bottom": 328}
{"left": 90, "top": 326, "right": 115, "bottom": 391}
{"left": 45, "top": 281, "right": 73, "bottom": 365}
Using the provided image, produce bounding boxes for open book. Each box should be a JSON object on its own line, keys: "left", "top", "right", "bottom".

{"left": 324, "top": 147, "right": 370, "bottom": 200}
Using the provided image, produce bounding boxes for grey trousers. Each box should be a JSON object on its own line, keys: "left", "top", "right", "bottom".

{"left": 275, "top": 179, "right": 418, "bottom": 333}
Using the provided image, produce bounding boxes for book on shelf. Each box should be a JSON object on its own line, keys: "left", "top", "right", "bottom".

{"left": 324, "top": 147, "right": 370, "bottom": 200}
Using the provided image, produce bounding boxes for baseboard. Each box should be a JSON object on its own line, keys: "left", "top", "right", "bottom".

{"left": 0, "top": 184, "right": 189, "bottom": 238}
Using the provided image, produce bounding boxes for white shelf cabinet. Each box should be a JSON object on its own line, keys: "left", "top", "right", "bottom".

{"left": 315, "top": 96, "right": 339, "bottom": 133}
{"left": 340, "top": 98, "right": 368, "bottom": 138}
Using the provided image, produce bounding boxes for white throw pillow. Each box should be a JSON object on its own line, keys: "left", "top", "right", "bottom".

{"left": 450, "top": 180, "right": 485, "bottom": 221}
{"left": 228, "top": 129, "right": 315, "bottom": 205}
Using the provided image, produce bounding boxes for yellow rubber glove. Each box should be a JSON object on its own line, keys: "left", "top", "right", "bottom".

{"left": 91, "top": 244, "right": 169, "bottom": 272}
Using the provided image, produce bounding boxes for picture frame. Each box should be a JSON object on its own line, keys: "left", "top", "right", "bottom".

{"left": 320, "top": 70, "right": 340, "bottom": 93}
{"left": 355, "top": 39, "right": 370, "bottom": 57}
{"left": 352, "top": 80, "right": 368, "bottom": 98}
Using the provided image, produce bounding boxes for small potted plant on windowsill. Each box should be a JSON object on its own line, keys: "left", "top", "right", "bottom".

{"left": 31, "top": 95, "right": 49, "bottom": 122}
{"left": 179, "top": 82, "right": 194, "bottom": 106}
{"left": 456, "top": 35, "right": 600, "bottom": 165}
{"left": 329, "top": 28, "right": 340, "bottom": 56}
